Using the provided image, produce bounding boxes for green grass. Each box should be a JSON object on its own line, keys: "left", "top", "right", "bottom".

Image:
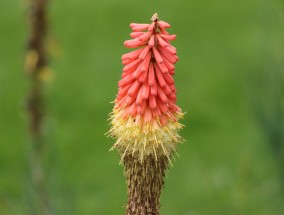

{"left": 0, "top": 0, "right": 284, "bottom": 214}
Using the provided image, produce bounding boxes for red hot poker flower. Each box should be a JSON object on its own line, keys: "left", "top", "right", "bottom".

{"left": 109, "top": 13, "right": 184, "bottom": 162}
{"left": 108, "top": 13, "right": 185, "bottom": 215}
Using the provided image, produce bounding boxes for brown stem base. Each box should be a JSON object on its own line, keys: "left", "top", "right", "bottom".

{"left": 123, "top": 154, "right": 169, "bottom": 215}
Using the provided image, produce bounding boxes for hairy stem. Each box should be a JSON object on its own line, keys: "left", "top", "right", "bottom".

{"left": 123, "top": 154, "right": 169, "bottom": 215}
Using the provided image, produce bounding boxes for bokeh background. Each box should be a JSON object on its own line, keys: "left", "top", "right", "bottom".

{"left": 1, "top": 0, "right": 284, "bottom": 214}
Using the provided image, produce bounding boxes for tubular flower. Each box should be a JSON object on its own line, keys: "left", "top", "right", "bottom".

{"left": 109, "top": 13, "right": 184, "bottom": 161}
{"left": 108, "top": 13, "right": 184, "bottom": 215}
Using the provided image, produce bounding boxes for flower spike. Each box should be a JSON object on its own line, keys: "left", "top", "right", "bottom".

{"left": 108, "top": 13, "right": 185, "bottom": 215}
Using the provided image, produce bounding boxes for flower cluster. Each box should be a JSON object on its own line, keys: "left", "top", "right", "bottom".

{"left": 109, "top": 14, "right": 184, "bottom": 162}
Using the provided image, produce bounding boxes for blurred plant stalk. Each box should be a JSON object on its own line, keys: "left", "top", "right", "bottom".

{"left": 248, "top": 46, "right": 284, "bottom": 185}
{"left": 25, "top": 0, "right": 53, "bottom": 214}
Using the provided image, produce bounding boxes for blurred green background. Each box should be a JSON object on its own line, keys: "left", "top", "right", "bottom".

{"left": 1, "top": 0, "right": 284, "bottom": 214}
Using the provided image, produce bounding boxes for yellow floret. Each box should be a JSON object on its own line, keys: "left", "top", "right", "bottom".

{"left": 108, "top": 109, "right": 184, "bottom": 163}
